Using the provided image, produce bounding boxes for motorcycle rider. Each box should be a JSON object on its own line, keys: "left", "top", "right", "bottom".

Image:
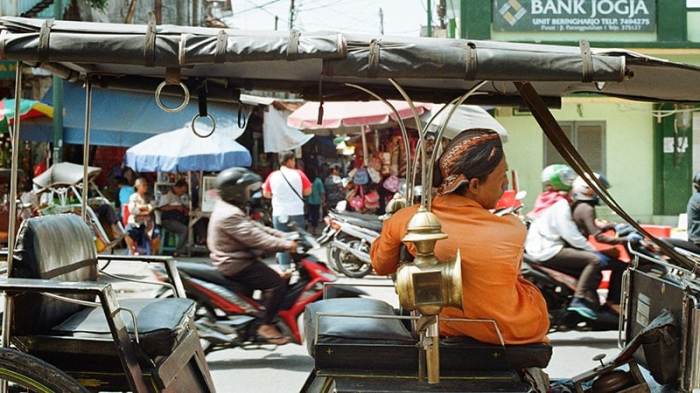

{"left": 527, "top": 164, "right": 576, "bottom": 219}
{"left": 569, "top": 175, "right": 641, "bottom": 313}
{"left": 525, "top": 173, "right": 635, "bottom": 319}
{"left": 372, "top": 129, "right": 549, "bottom": 345}
{"left": 208, "top": 167, "right": 298, "bottom": 345}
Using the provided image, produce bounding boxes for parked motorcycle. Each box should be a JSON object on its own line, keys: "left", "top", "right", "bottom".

{"left": 152, "top": 227, "right": 366, "bottom": 354}
{"left": 318, "top": 210, "right": 381, "bottom": 278}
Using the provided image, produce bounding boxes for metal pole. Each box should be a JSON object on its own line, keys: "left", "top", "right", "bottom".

{"left": 426, "top": 0, "right": 432, "bottom": 37}
{"left": 1, "top": 62, "right": 23, "bottom": 393}
{"left": 288, "top": 0, "right": 295, "bottom": 30}
{"left": 52, "top": 0, "right": 64, "bottom": 164}
{"left": 379, "top": 7, "right": 384, "bottom": 35}
{"left": 81, "top": 78, "right": 93, "bottom": 222}
{"left": 274, "top": 15, "right": 279, "bottom": 30}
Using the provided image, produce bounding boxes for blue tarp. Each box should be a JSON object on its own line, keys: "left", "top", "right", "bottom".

{"left": 21, "top": 82, "right": 247, "bottom": 147}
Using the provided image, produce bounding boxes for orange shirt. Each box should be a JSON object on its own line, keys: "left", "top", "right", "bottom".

{"left": 370, "top": 193, "right": 549, "bottom": 345}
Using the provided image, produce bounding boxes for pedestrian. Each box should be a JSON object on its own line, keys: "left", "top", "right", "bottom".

{"left": 306, "top": 167, "right": 325, "bottom": 235}
{"left": 159, "top": 179, "right": 190, "bottom": 256}
{"left": 324, "top": 164, "right": 344, "bottom": 210}
{"left": 262, "top": 151, "right": 312, "bottom": 270}
{"left": 125, "top": 177, "right": 156, "bottom": 255}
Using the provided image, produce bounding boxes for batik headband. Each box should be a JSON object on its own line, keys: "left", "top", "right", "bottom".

{"left": 437, "top": 132, "right": 501, "bottom": 195}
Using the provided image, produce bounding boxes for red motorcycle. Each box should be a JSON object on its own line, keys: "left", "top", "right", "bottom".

{"left": 152, "top": 228, "right": 366, "bottom": 354}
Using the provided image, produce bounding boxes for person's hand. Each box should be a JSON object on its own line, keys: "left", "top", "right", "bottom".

{"left": 288, "top": 240, "right": 298, "bottom": 253}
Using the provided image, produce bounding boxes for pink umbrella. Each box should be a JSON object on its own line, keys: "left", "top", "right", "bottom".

{"left": 287, "top": 100, "right": 430, "bottom": 130}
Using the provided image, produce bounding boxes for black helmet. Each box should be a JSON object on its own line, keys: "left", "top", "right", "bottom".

{"left": 216, "top": 167, "right": 262, "bottom": 206}
{"left": 694, "top": 171, "right": 700, "bottom": 191}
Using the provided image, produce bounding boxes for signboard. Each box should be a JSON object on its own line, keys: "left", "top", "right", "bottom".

{"left": 0, "top": 61, "right": 16, "bottom": 79}
{"left": 493, "top": 0, "right": 656, "bottom": 33}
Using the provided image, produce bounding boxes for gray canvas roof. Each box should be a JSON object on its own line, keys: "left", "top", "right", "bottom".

{"left": 1, "top": 16, "right": 700, "bottom": 103}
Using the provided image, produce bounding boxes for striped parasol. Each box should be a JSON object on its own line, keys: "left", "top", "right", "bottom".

{"left": 0, "top": 98, "right": 54, "bottom": 133}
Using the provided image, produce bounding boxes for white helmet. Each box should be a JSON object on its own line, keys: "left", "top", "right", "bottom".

{"left": 571, "top": 173, "right": 610, "bottom": 202}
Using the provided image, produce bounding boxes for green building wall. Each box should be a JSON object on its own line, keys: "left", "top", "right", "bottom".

{"left": 499, "top": 101, "right": 655, "bottom": 221}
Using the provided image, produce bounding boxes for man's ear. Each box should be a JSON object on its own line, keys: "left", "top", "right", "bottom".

{"left": 468, "top": 178, "right": 480, "bottom": 194}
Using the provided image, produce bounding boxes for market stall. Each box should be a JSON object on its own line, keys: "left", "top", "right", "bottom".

{"left": 288, "top": 101, "right": 509, "bottom": 214}
{"left": 125, "top": 122, "right": 252, "bottom": 255}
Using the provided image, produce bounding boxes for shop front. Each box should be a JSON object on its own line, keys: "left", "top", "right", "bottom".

{"left": 445, "top": 0, "right": 700, "bottom": 223}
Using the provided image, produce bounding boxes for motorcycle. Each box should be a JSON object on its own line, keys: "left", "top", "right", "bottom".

{"left": 318, "top": 210, "right": 380, "bottom": 278}
{"left": 152, "top": 226, "right": 367, "bottom": 354}
{"left": 521, "top": 224, "right": 663, "bottom": 332}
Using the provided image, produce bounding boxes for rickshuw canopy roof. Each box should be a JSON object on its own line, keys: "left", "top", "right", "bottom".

{"left": 0, "top": 16, "right": 700, "bottom": 103}
{"left": 288, "top": 101, "right": 430, "bottom": 130}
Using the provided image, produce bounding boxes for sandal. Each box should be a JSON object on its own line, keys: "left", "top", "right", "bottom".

{"left": 257, "top": 325, "right": 290, "bottom": 345}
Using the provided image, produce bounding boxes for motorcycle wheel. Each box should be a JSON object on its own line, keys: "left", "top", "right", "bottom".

{"left": 335, "top": 239, "right": 373, "bottom": 279}
{"left": 326, "top": 244, "right": 343, "bottom": 274}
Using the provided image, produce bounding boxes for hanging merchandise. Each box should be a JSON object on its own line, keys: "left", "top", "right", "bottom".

{"left": 383, "top": 175, "right": 400, "bottom": 193}
{"left": 364, "top": 189, "right": 380, "bottom": 210}
{"left": 367, "top": 166, "right": 381, "bottom": 184}
{"left": 351, "top": 167, "right": 369, "bottom": 185}
{"left": 381, "top": 152, "right": 391, "bottom": 175}
{"left": 349, "top": 187, "right": 365, "bottom": 211}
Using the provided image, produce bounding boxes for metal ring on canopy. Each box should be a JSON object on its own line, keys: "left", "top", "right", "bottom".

{"left": 155, "top": 81, "right": 190, "bottom": 113}
{"left": 191, "top": 113, "right": 216, "bottom": 138}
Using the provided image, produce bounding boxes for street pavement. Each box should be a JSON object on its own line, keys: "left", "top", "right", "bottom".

{"left": 95, "top": 250, "right": 620, "bottom": 393}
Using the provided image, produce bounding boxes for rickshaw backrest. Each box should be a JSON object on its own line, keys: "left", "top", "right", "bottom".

{"left": 11, "top": 214, "right": 98, "bottom": 335}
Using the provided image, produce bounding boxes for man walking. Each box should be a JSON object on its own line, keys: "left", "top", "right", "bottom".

{"left": 263, "top": 151, "right": 312, "bottom": 270}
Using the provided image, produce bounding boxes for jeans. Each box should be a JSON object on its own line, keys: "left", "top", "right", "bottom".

{"left": 542, "top": 247, "right": 627, "bottom": 306}
{"left": 161, "top": 219, "right": 188, "bottom": 253}
{"left": 272, "top": 214, "right": 305, "bottom": 269}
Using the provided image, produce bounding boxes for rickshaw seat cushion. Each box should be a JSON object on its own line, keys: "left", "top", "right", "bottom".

{"left": 440, "top": 336, "right": 553, "bottom": 369}
{"left": 11, "top": 214, "right": 98, "bottom": 335}
{"left": 304, "top": 298, "right": 414, "bottom": 357}
{"left": 51, "top": 297, "right": 195, "bottom": 357}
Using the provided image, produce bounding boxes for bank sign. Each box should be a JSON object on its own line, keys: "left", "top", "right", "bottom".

{"left": 493, "top": 0, "right": 656, "bottom": 33}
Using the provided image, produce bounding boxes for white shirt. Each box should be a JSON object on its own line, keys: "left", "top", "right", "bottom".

{"left": 158, "top": 190, "right": 186, "bottom": 208}
{"left": 525, "top": 198, "right": 595, "bottom": 261}
{"left": 127, "top": 192, "right": 152, "bottom": 225}
{"left": 263, "top": 167, "right": 311, "bottom": 217}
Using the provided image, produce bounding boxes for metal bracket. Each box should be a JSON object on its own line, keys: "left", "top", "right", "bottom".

{"left": 287, "top": 30, "right": 301, "bottom": 60}
{"left": 579, "top": 40, "right": 593, "bottom": 83}
{"left": 215, "top": 30, "right": 228, "bottom": 63}
{"left": 144, "top": 13, "right": 158, "bottom": 67}
{"left": 37, "top": 19, "right": 54, "bottom": 63}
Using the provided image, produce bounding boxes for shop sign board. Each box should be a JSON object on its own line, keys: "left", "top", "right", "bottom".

{"left": 493, "top": 0, "right": 656, "bottom": 33}
{"left": 0, "top": 61, "right": 17, "bottom": 79}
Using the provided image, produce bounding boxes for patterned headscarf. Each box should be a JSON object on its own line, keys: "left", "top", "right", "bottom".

{"left": 435, "top": 129, "right": 503, "bottom": 195}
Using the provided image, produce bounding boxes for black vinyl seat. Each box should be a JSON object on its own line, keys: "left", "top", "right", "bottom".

{"left": 305, "top": 298, "right": 552, "bottom": 372}
{"left": 176, "top": 261, "right": 232, "bottom": 287}
{"left": 51, "top": 298, "right": 194, "bottom": 357}
{"left": 10, "top": 214, "right": 196, "bottom": 360}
